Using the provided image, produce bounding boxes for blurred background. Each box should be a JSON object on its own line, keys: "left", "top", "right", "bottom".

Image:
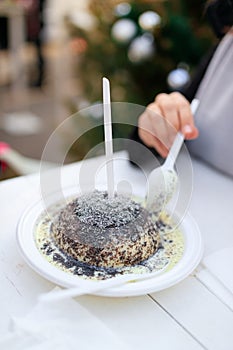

{"left": 0, "top": 0, "right": 216, "bottom": 180}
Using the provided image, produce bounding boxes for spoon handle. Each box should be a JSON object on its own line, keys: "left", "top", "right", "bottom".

{"left": 103, "top": 77, "right": 115, "bottom": 198}
{"left": 164, "top": 98, "right": 200, "bottom": 169}
{"left": 38, "top": 269, "right": 163, "bottom": 303}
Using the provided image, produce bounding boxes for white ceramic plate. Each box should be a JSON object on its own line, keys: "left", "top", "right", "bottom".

{"left": 17, "top": 189, "right": 203, "bottom": 297}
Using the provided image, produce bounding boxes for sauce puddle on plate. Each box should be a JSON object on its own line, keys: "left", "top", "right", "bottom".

{"left": 35, "top": 198, "right": 185, "bottom": 281}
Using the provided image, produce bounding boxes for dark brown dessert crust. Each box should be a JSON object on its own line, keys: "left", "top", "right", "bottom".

{"left": 52, "top": 192, "right": 161, "bottom": 268}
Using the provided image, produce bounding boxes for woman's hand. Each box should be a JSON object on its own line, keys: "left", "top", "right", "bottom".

{"left": 138, "top": 92, "right": 199, "bottom": 158}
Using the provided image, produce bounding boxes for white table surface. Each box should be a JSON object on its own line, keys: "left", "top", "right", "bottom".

{"left": 1, "top": 151, "right": 233, "bottom": 350}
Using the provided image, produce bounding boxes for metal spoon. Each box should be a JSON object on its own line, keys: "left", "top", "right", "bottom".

{"left": 146, "top": 99, "right": 200, "bottom": 213}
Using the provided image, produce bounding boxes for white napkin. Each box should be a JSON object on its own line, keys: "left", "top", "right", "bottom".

{"left": 0, "top": 289, "right": 131, "bottom": 350}
{"left": 196, "top": 246, "right": 233, "bottom": 310}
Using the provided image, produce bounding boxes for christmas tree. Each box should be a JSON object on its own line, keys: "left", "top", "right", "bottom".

{"left": 65, "top": 0, "right": 216, "bottom": 160}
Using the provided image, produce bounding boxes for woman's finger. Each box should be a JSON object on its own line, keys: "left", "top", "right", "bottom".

{"left": 170, "top": 92, "right": 199, "bottom": 139}
{"left": 155, "top": 93, "right": 180, "bottom": 132}
{"left": 139, "top": 104, "right": 171, "bottom": 150}
{"left": 138, "top": 127, "right": 169, "bottom": 158}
